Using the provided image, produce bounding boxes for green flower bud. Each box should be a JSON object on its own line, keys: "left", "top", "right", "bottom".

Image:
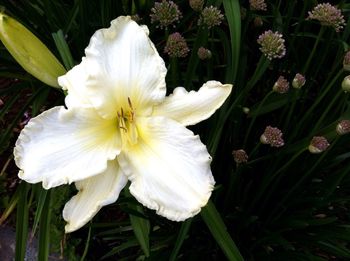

{"left": 341, "top": 75, "right": 350, "bottom": 92}
{"left": 0, "top": 13, "right": 66, "bottom": 88}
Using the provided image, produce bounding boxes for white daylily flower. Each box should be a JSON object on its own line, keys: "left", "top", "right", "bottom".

{"left": 14, "top": 16, "right": 232, "bottom": 233}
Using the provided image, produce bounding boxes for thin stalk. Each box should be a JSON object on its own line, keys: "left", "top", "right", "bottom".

{"left": 257, "top": 149, "right": 307, "bottom": 213}
{"left": 266, "top": 138, "right": 339, "bottom": 225}
{"left": 302, "top": 27, "right": 325, "bottom": 74}
{"left": 208, "top": 56, "right": 270, "bottom": 154}
{"left": 223, "top": 167, "right": 243, "bottom": 212}
{"left": 290, "top": 69, "right": 343, "bottom": 139}
{"left": 249, "top": 149, "right": 306, "bottom": 213}
{"left": 311, "top": 90, "right": 343, "bottom": 133}
{"left": 170, "top": 57, "right": 179, "bottom": 88}
{"left": 243, "top": 91, "right": 274, "bottom": 147}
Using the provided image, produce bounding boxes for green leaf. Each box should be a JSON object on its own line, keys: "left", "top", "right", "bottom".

{"left": 15, "top": 183, "right": 29, "bottom": 261}
{"left": 38, "top": 189, "right": 51, "bottom": 261}
{"left": 222, "top": 0, "right": 241, "bottom": 83}
{"left": 32, "top": 186, "right": 48, "bottom": 235}
{"left": 125, "top": 189, "right": 150, "bottom": 257}
{"left": 52, "top": 29, "right": 75, "bottom": 70}
{"left": 169, "top": 219, "right": 192, "bottom": 261}
{"left": 129, "top": 204, "right": 150, "bottom": 257}
{"left": 201, "top": 200, "right": 244, "bottom": 261}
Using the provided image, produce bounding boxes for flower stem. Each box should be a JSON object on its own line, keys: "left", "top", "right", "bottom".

{"left": 302, "top": 27, "right": 325, "bottom": 74}
{"left": 244, "top": 91, "right": 274, "bottom": 147}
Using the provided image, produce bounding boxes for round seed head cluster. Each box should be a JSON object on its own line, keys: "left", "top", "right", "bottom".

{"left": 257, "top": 30, "right": 286, "bottom": 60}
{"left": 249, "top": 0, "right": 267, "bottom": 11}
{"left": 273, "top": 76, "right": 289, "bottom": 93}
{"left": 260, "top": 126, "right": 284, "bottom": 147}
{"left": 198, "top": 6, "right": 224, "bottom": 29}
{"left": 164, "top": 32, "right": 190, "bottom": 58}
{"left": 197, "top": 47, "right": 212, "bottom": 60}
{"left": 308, "top": 136, "right": 330, "bottom": 153}
{"left": 343, "top": 51, "right": 350, "bottom": 71}
{"left": 308, "top": 3, "right": 346, "bottom": 32}
{"left": 232, "top": 149, "right": 248, "bottom": 164}
{"left": 336, "top": 120, "right": 350, "bottom": 135}
{"left": 292, "top": 73, "right": 306, "bottom": 89}
{"left": 189, "top": 0, "right": 204, "bottom": 12}
{"left": 150, "top": 0, "right": 182, "bottom": 29}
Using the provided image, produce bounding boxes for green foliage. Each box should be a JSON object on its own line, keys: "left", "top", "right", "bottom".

{"left": 0, "top": 0, "right": 350, "bottom": 260}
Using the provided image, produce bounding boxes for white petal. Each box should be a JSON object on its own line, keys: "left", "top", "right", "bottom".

{"left": 118, "top": 117, "right": 215, "bottom": 221}
{"left": 63, "top": 160, "right": 127, "bottom": 233}
{"left": 58, "top": 16, "right": 167, "bottom": 119}
{"left": 153, "top": 81, "right": 232, "bottom": 126}
{"left": 58, "top": 62, "right": 93, "bottom": 109}
{"left": 14, "top": 106, "right": 121, "bottom": 189}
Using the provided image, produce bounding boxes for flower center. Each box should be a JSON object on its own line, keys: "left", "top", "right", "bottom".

{"left": 117, "top": 97, "right": 138, "bottom": 147}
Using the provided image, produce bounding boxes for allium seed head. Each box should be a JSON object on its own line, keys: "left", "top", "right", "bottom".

{"left": 273, "top": 76, "right": 289, "bottom": 93}
{"left": 308, "top": 136, "right": 330, "bottom": 153}
{"left": 189, "top": 0, "right": 204, "bottom": 12}
{"left": 164, "top": 32, "right": 190, "bottom": 58}
{"left": 197, "top": 47, "right": 212, "bottom": 60}
{"left": 292, "top": 73, "right": 306, "bottom": 89}
{"left": 198, "top": 6, "right": 224, "bottom": 29}
{"left": 257, "top": 30, "right": 286, "bottom": 60}
{"left": 260, "top": 126, "right": 284, "bottom": 147}
{"left": 343, "top": 51, "right": 350, "bottom": 71}
{"left": 232, "top": 149, "right": 248, "bottom": 164}
{"left": 308, "top": 3, "right": 346, "bottom": 32}
{"left": 150, "top": 0, "right": 182, "bottom": 29}
{"left": 249, "top": 0, "right": 267, "bottom": 11}
{"left": 336, "top": 120, "right": 350, "bottom": 135}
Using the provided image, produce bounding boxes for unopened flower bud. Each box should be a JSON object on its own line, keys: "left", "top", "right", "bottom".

{"left": 164, "top": 32, "right": 190, "bottom": 58}
{"left": 341, "top": 75, "right": 350, "bottom": 92}
{"left": 249, "top": 0, "right": 267, "bottom": 11}
{"left": 150, "top": 0, "right": 182, "bottom": 29}
{"left": 336, "top": 120, "right": 350, "bottom": 135}
{"left": 273, "top": 76, "right": 289, "bottom": 93}
{"left": 242, "top": 107, "right": 250, "bottom": 114}
{"left": 257, "top": 30, "right": 286, "bottom": 60}
{"left": 232, "top": 149, "right": 248, "bottom": 164}
{"left": 292, "top": 73, "right": 306, "bottom": 89}
{"left": 308, "top": 136, "right": 330, "bottom": 154}
{"left": 0, "top": 13, "right": 66, "bottom": 87}
{"left": 198, "top": 6, "right": 224, "bottom": 29}
{"left": 197, "top": 47, "right": 212, "bottom": 60}
{"left": 189, "top": 0, "right": 204, "bottom": 12}
{"left": 260, "top": 126, "right": 284, "bottom": 147}
{"left": 253, "top": 17, "right": 263, "bottom": 27}
{"left": 131, "top": 14, "right": 141, "bottom": 23}
{"left": 343, "top": 51, "right": 350, "bottom": 71}
{"left": 308, "top": 3, "right": 346, "bottom": 32}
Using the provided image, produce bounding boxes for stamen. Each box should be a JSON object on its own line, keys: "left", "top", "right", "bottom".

{"left": 128, "top": 97, "right": 133, "bottom": 110}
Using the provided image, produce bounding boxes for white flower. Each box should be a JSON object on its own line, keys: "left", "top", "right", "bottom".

{"left": 13, "top": 16, "right": 232, "bottom": 233}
